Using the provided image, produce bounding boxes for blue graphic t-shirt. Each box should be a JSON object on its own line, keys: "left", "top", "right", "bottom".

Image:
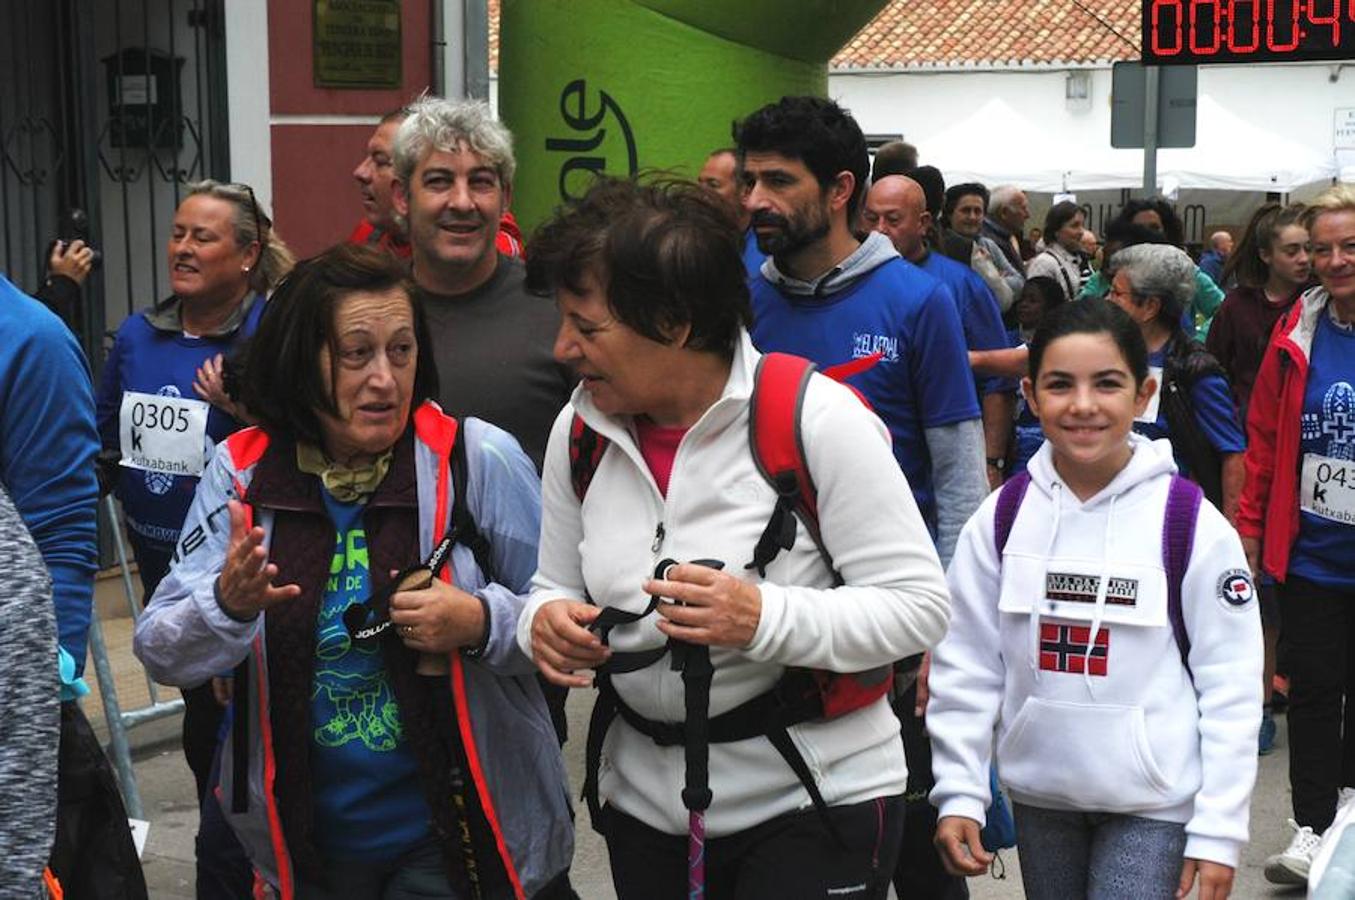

{"left": 917, "top": 250, "right": 1017, "bottom": 397}
{"left": 310, "top": 492, "right": 430, "bottom": 860}
{"left": 749, "top": 258, "right": 979, "bottom": 531}
{"left": 1290, "top": 313, "right": 1355, "bottom": 590}
{"left": 1132, "top": 347, "right": 1246, "bottom": 478}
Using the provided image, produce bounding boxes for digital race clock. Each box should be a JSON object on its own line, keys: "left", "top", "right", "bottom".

{"left": 1142, "top": 0, "right": 1355, "bottom": 64}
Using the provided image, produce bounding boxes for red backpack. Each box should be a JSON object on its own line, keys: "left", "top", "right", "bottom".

{"left": 572, "top": 351, "right": 890, "bottom": 841}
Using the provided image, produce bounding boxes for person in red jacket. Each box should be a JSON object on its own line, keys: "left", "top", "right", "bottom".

{"left": 1239, "top": 184, "right": 1355, "bottom": 888}
{"left": 349, "top": 107, "right": 523, "bottom": 260}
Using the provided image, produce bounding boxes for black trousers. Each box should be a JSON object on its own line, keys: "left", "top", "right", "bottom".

{"left": 1281, "top": 574, "right": 1355, "bottom": 831}
{"left": 603, "top": 795, "right": 905, "bottom": 900}
{"left": 892, "top": 682, "right": 970, "bottom": 900}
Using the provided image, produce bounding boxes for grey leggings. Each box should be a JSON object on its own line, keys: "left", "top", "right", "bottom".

{"left": 1012, "top": 803, "right": 1188, "bottom": 900}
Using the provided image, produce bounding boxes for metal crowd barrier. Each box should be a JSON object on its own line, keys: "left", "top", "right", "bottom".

{"left": 87, "top": 494, "right": 185, "bottom": 820}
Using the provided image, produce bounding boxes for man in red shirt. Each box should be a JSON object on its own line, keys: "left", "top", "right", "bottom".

{"left": 350, "top": 106, "right": 523, "bottom": 259}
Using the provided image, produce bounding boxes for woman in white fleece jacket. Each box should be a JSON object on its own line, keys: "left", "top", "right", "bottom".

{"left": 928, "top": 298, "right": 1262, "bottom": 900}
{"left": 516, "top": 179, "right": 951, "bottom": 899}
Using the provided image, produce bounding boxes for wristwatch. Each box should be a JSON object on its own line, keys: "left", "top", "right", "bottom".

{"left": 986, "top": 456, "right": 1007, "bottom": 472}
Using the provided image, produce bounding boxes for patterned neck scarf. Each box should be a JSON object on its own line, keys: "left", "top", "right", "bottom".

{"left": 295, "top": 442, "right": 393, "bottom": 503}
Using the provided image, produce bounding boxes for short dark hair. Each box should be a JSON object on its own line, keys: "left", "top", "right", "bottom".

{"left": 1043, "top": 201, "right": 1083, "bottom": 241}
{"left": 1114, "top": 198, "right": 1185, "bottom": 247}
{"left": 525, "top": 177, "right": 752, "bottom": 356}
{"left": 904, "top": 165, "right": 946, "bottom": 220}
{"left": 943, "top": 182, "right": 990, "bottom": 222}
{"left": 1029, "top": 296, "right": 1149, "bottom": 388}
{"left": 1022, "top": 275, "right": 1067, "bottom": 316}
{"left": 733, "top": 96, "right": 870, "bottom": 222}
{"left": 238, "top": 243, "right": 439, "bottom": 447}
{"left": 871, "top": 141, "right": 918, "bottom": 183}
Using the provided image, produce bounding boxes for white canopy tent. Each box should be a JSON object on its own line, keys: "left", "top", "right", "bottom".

{"left": 928, "top": 95, "right": 1339, "bottom": 195}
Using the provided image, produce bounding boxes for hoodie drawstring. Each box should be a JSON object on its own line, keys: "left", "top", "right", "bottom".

{"left": 1081, "top": 494, "right": 1119, "bottom": 698}
{"left": 1030, "top": 482, "right": 1064, "bottom": 681}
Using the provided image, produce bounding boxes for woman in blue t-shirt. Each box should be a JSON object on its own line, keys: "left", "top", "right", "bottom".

{"left": 1239, "top": 185, "right": 1355, "bottom": 889}
{"left": 94, "top": 180, "right": 293, "bottom": 890}
{"left": 1104, "top": 244, "right": 1246, "bottom": 521}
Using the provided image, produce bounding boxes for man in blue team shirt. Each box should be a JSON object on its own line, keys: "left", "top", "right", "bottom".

{"left": 734, "top": 96, "right": 986, "bottom": 567}
{"left": 865, "top": 174, "right": 1018, "bottom": 489}
{"left": 735, "top": 100, "right": 984, "bottom": 900}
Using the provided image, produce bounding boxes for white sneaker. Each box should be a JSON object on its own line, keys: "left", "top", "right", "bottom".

{"left": 1311, "top": 789, "right": 1355, "bottom": 888}
{"left": 1265, "top": 818, "right": 1322, "bottom": 885}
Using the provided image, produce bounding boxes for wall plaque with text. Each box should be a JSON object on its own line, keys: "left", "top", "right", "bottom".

{"left": 313, "top": 0, "right": 401, "bottom": 89}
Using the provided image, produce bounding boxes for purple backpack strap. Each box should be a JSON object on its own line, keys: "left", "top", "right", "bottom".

{"left": 1162, "top": 475, "right": 1203, "bottom": 677}
{"left": 993, "top": 471, "right": 1033, "bottom": 556}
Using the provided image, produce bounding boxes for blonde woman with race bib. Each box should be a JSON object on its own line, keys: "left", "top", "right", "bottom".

{"left": 1241, "top": 184, "right": 1355, "bottom": 888}
{"left": 95, "top": 179, "right": 293, "bottom": 893}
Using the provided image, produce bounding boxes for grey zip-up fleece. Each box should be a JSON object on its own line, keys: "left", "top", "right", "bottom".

{"left": 0, "top": 481, "right": 60, "bottom": 898}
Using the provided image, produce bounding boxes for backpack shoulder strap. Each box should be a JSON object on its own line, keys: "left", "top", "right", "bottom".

{"left": 450, "top": 424, "right": 497, "bottom": 584}
{"left": 568, "top": 413, "right": 610, "bottom": 504}
{"left": 1162, "top": 474, "right": 1203, "bottom": 677}
{"left": 993, "top": 470, "right": 1032, "bottom": 558}
{"left": 746, "top": 353, "right": 828, "bottom": 577}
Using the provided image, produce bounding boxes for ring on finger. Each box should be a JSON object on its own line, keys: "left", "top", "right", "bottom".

{"left": 399, "top": 624, "right": 416, "bottom": 637}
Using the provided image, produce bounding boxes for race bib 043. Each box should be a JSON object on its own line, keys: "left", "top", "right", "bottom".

{"left": 1300, "top": 453, "right": 1355, "bottom": 526}
{"left": 118, "top": 391, "right": 210, "bottom": 477}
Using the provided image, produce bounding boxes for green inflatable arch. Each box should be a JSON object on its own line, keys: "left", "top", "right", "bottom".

{"left": 499, "top": 0, "right": 888, "bottom": 232}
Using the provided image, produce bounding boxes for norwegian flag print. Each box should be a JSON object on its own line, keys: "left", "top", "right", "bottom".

{"left": 1039, "top": 622, "right": 1109, "bottom": 676}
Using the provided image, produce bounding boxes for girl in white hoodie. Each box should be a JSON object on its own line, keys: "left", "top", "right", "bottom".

{"left": 928, "top": 298, "right": 1263, "bottom": 900}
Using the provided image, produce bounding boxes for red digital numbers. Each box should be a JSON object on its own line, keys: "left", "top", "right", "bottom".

{"left": 1151, "top": 0, "right": 1186, "bottom": 54}
{"left": 1226, "top": 0, "right": 1262, "bottom": 51}
{"left": 1146, "top": 0, "right": 1355, "bottom": 59}
{"left": 1191, "top": 0, "right": 1224, "bottom": 50}
{"left": 1308, "top": 0, "right": 1342, "bottom": 45}
{"left": 1266, "top": 0, "right": 1302, "bottom": 50}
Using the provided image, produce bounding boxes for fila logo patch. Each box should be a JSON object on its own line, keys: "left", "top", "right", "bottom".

{"left": 1039, "top": 622, "right": 1109, "bottom": 676}
{"left": 1045, "top": 572, "right": 1139, "bottom": 606}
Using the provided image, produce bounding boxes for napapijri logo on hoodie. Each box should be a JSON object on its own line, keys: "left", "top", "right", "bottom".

{"left": 1044, "top": 572, "right": 1139, "bottom": 606}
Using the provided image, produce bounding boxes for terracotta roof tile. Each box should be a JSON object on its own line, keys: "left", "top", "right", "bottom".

{"left": 831, "top": 0, "right": 1140, "bottom": 68}
{"left": 487, "top": 0, "right": 1137, "bottom": 74}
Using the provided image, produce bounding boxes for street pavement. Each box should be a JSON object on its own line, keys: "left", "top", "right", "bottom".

{"left": 129, "top": 690, "right": 1305, "bottom": 899}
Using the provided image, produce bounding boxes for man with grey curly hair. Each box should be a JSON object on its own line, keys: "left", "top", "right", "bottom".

{"left": 1107, "top": 242, "right": 1247, "bottom": 520}
{"left": 391, "top": 95, "right": 575, "bottom": 751}
{"left": 391, "top": 95, "right": 570, "bottom": 470}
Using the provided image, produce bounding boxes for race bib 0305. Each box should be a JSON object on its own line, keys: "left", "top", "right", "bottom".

{"left": 118, "top": 391, "right": 210, "bottom": 477}
{"left": 1300, "top": 453, "right": 1355, "bottom": 526}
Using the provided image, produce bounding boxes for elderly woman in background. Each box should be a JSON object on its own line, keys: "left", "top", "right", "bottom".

{"left": 521, "top": 178, "right": 949, "bottom": 899}
{"left": 1103, "top": 243, "right": 1246, "bottom": 520}
{"left": 96, "top": 179, "right": 292, "bottom": 893}
{"left": 133, "top": 244, "right": 573, "bottom": 899}
{"left": 1104, "top": 199, "right": 1226, "bottom": 337}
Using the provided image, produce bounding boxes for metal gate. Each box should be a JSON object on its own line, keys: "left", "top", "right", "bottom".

{"left": 1, "top": 0, "right": 230, "bottom": 359}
